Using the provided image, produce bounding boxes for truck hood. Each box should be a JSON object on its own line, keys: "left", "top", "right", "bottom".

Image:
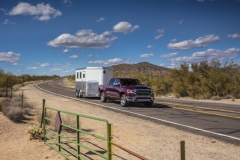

{"left": 123, "top": 85, "right": 152, "bottom": 90}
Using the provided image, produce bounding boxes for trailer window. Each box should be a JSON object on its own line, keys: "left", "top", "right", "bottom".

{"left": 80, "top": 72, "right": 82, "bottom": 79}
{"left": 77, "top": 72, "right": 79, "bottom": 79}
{"left": 83, "top": 73, "right": 85, "bottom": 78}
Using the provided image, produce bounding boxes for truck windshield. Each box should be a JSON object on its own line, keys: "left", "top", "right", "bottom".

{"left": 121, "top": 79, "right": 142, "bottom": 86}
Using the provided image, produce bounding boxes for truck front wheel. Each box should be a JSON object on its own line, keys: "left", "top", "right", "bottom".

{"left": 100, "top": 92, "right": 107, "bottom": 102}
{"left": 120, "top": 94, "right": 128, "bottom": 107}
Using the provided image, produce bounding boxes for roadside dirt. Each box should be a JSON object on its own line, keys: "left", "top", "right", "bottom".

{"left": 0, "top": 81, "right": 240, "bottom": 160}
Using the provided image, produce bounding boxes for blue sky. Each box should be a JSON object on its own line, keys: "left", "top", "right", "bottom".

{"left": 0, "top": 0, "right": 240, "bottom": 76}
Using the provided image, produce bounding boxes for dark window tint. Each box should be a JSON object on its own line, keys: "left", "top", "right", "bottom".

{"left": 83, "top": 73, "right": 85, "bottom": 78}
{"left": 80, "top": 72, "right": 82, "bottom": 79}
{"left": 121, "top": 79, "right": 142, "bottom": 85}
{"left": 77, "top": 72, "right": 79, "bottom": 79}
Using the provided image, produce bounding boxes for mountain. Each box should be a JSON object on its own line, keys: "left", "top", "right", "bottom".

{"left": 112, "top": 62, "right": 172, "bottom": 77}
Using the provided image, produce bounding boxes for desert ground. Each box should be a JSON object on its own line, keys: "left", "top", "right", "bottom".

{"left": 0, "top": 79, "right": 240, "bottom": 160}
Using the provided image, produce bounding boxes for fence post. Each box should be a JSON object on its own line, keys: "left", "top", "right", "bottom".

{"left": 180, "top": 141, "right": 185, "bottom": 160}
{"left": 108, "top": 124, "right": 113, "bottom": 160}
{"left": 11, "top": 87, "right": 13, "bottom": 99}
{"left": 6, "top": 78, "right": 8, "bottom": 97}
{"left": 77, "top": 116, "right": 80, "bottom": 160}
{"left": 40, "top": 99, "right": 46, "bottom": 128}
{"left": 44, "top": 106, "right": 46, "bottom": 143}
{"left": 22, "top": 90, "right": 24, "bottom": 108}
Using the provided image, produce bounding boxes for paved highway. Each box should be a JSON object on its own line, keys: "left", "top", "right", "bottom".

{"left": 37, "top": 78, "right": 240, "bottom": 145}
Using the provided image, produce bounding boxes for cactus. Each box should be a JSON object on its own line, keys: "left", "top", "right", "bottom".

{"left": 28, "top": 125, "right": 43, "bottom": 140}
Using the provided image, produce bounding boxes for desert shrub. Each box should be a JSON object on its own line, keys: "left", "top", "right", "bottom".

{"left": 0, "top": 97, "right": 35, "bottom": 122}
{"left": 6, "top": 107, "right": 24, "bottom": 122}
{"left": 1, "top": 98, "right": 11, "bottom": 115}
{"left": 36, "top": 109, "right": 54, "bottom": 125}
{"left": 66, "top": 74, "right": 75, "bottom": 82}
{"left": 211, "top": 96, "right": 221, "bottom": 100}
{"left": 222, "top": 95, "right": 234, "bottom": 99}
{"left": 62, "top": 114, "right": 77, "bottom": 133}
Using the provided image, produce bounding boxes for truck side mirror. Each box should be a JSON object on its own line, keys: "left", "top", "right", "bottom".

{"left": 113, "top": 83, "right": 120, "bottom": 87}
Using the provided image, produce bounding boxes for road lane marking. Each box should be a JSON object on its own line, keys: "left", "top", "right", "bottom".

{"left": 155, "top": 102, "right": 240, "bottom": 120}
{"left": 36, "top": 82, "right": 240, "bottom": 142}
{"left": 48, "top": 81, "right": 240, "bottom": 120}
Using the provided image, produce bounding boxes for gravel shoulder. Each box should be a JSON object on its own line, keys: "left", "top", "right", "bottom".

{"left": 0, "top": 82, "right": 240, "bottom": 160}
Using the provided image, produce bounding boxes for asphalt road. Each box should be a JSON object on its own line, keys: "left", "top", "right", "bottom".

{"left": 37, "top": 78, "right": 240, "bottom": 145}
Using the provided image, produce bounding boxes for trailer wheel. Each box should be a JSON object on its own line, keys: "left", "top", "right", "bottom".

{"left": 120, "top": 94, "right": 128, "bottom": 107}
{"left": 78, "top": 91, "right": 83, "bottom": 98}
{"left": 100, "top": 92, "right": 107, "bottom": 102}
{"left": 75, "top": 90, "right": 79, "bottom": 97}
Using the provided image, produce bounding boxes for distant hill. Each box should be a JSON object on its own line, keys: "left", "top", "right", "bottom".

{"left": 112, "top": 62, "right": 172, "bottom": 77}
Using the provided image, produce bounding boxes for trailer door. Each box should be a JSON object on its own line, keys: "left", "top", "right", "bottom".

{"left": 82, "top": 71, "right": 86, "bottom": 82}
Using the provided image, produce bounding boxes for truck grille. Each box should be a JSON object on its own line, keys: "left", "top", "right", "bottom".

{"left": 135, "top": 89, "right": 152, "bottom": 96}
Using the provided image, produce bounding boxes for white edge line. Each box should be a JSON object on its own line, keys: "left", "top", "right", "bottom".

{"left": 36, "top": 82, "right": 240, "bottom": 141}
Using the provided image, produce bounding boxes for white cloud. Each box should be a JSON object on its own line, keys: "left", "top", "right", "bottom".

{"left": 140, "top": 53, "right": 154, "bottom": 58}
{"left": 0, "top": 51, "right": 20, "bottom": 62}
{"left": 47, "top": 29, "right": 117, "bottom": 49}
{"left": 9, "top": 2, "right": 62, "bottom": 21}
{"left": 113, "top": 21, "right": 139, "bottom": 34}
{"left": 147, "top": 45, "right": 153, "bottom": 48}
{"left": 159, "top": 63, "right": 165, "bottom": 66}
{"left": 88, "top": 58, "right": 124, "bottom": 65}
{"left": 3, "top": 19, "right": 15, "bottom": 25}
{"left": 228, "top": 33, "right": 240, "bottom": 39}
{"left": 34, "top": 62, "right": 40, "bottom": 65}
{"left": 96, "top": 17, "right": 105, "bottom": 22}
{"left": 87, "top": 54, "right": 92, "bottom": 57}
{"left": 179, "top": 19, "right": 183, "bottom": 24}
{"left": 171, "top": 38, "right": 177, "bottom": 42}
{"left": 155, "top": 29, "right": 164, "bottom": 40}
{"left": 12, "top": 63, "right": 22, "bottom": 66}
{"left": 69, "top": 55, "right": 78, "bottom": 59}
{"left": 63, "top": 49, "right": 70, "bottom": 53}
{"left": 171, "top": 48, "right": 240, "bottom": 65}
{"left": 160, "top": 52, "right": 179, "bottom": 58}
{"left": 28, "top": 67, "right": 38, "bottom": 70}
{"left": 40, "top": 63, "right": 50, "bottom": 67}
{"left": 62, "top": 62, "right": 72, "bottom": 67}
{"left": 0, "top": 8, "right": 8, "bottom": 15}
{"left": 51, "top": 68, "right": 70, "bottom": 73}
{"left": 88, "top": 60, "right": 105, "bottom": 64}
{"left": 167, "top": 34, "right": 220, "bottom": 50}
{"left": 63, "top": 0, "right": 72, "bottom": 6}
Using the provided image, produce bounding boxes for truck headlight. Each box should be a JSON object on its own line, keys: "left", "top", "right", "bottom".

{"left": 127, "top": 89, "right": 135, "bottom": 93}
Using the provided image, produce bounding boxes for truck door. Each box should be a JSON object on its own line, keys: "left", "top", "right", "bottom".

{"left": 112, "top": 79, "right": 121, "bottom": 99}
{"left": 105, "top": 78, "right": 115, "bottom": 98}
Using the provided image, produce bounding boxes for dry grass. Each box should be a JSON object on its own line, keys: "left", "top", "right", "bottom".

{"left": 0, "top": 96, "right": 36, "bottom": 122}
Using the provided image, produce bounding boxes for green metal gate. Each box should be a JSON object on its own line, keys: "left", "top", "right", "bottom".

{"left": 43, "top": 106, "right": 112, "bottom": 160}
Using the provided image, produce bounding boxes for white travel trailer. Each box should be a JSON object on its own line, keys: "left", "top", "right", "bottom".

{"left": 75, "top": 66, "right": 113, "bottom": 98}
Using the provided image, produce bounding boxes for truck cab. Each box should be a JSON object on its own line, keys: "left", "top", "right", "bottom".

{"left": 98, "top": 78, "right": 154, "bottom": 107}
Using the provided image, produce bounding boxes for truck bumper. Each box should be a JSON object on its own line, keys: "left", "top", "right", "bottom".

{"left": 126, "top": 96, "right": 154, "bottom": 102}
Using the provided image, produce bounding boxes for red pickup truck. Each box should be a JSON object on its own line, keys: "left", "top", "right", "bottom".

{"left": 98, "top": 78, "right": 154, "bottom": 107}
